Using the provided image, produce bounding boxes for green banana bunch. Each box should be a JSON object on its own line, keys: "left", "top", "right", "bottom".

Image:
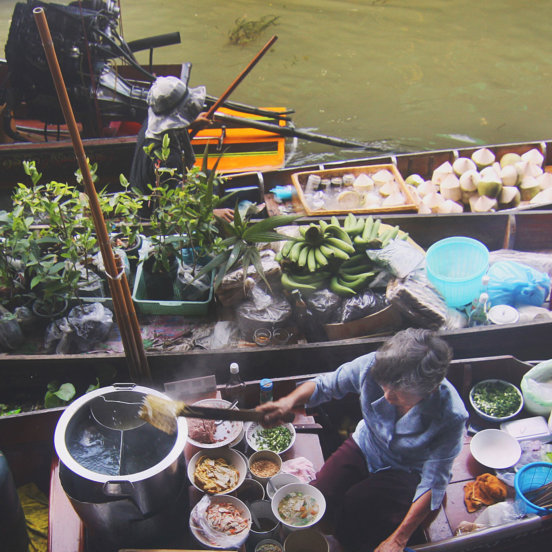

{"left": 277, "top": 221, "right": 356, "bottom": 274}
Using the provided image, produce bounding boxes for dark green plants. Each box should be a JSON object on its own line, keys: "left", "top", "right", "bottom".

{"left": 228, "top": 15, "right": 279, "bottom": 45}
{"left": 197, "top": 203, "right": 298, "bottom": 290}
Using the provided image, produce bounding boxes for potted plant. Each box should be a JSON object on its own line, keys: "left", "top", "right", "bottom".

{"left": 196, "top": 203, "right": 298, "bottom": 291}
{"left": 136, "top": 138, "right": 229, "bottom": 303}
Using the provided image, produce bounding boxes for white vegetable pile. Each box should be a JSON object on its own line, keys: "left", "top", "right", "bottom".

{"left": 406, "top": 147, "right": 552, "bottom": 214}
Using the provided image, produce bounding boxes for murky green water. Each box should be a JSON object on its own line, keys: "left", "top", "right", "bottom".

{"left": 1, "top": 0, "right": 551, "bottom": 166}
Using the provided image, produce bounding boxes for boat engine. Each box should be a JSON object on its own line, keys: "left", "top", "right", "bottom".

{"left": 4, "top": 0, "right": 174, "bottom": 135}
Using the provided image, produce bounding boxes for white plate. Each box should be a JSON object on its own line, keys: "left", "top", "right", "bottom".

{"left": 189, "top": 494, "right": 251, "bottom": 549}
{"left": 245, "top": 422, "right": 296, "bottom": 454}
{"left": 470, "top": 429, "right": 522, "bottom": 469}
{"left": 186, "top": 398, "right": 243, "bottom": 448}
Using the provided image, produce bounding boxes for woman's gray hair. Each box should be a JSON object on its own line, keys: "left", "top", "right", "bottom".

{"left": 371, "top": 328, "right": 452, "bottom": 396}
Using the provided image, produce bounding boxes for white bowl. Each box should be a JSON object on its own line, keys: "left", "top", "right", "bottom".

{"left": 266, "top": 473, "right": 301, "bottom": 499}
{"left": 187, "top": 446, "right": 247, "bottom": 495}
{"left": 469, "top": 379, "right": 524, "bottom": 422}
{"left": 470, "top": 429, "right": 522, "bottom": 469}
{"left": 248, "top": 450, "right": 282, "bottom": 484}
{"left": 271, "top": 483, "right": 326, "bottom": 531}
{"left": 245, "top": 422, "right": 296, "bottom": 454}
{"left": 190, "top": 494, "right": 251, "bottom": 549}
{"left": 187, "top": 398, "right": 243, "bottom": 448}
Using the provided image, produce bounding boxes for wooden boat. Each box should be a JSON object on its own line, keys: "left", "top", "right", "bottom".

{"left": 2, "top": 209, "right": 552, "bottom": 399}
{"left": 1, "top": 357, "right": 551, "bottom": 552}
{"left": 0, "top": 61, "right": 289, "bottom": 196}
{"left": 223, "top": 138, "right": 552, "bottom": 217}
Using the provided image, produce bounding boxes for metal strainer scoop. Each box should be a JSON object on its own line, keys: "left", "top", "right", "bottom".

{"left": 90, "top": 394, "right": 146, "bottom": 431}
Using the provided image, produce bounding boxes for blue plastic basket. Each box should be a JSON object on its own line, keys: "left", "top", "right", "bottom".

{"left": 514, "top": 461, "right": 552, "bottom": 516}
{"left": 425, "top": 237, "right": 489, "bottom": 308}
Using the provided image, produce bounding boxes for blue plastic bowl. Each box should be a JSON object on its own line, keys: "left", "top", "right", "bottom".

{"left": 514, "top": 462, "right": 552, "bottom": 516}
{"left": 425, "top": 237, "right": 489, "bottom": 308}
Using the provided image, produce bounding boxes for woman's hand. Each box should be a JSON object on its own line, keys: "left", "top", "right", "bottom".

{"left": 374, "top": 535, "right": 408, "bottom": 552}
{"left": 255, "top": 397, "right": 295, "bottom": 427}
{"left": 213, "top": 208, "right": 234, "bottom": 222}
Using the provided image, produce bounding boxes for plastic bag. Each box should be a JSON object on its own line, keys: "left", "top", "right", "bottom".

{"left": 304, "top": 289, "right": 342, "bottom": 324}
{"left": 366, "top": 240, "right": 425, "bottom": 278}
{"left": 44, "top": 303, "right": 113, "bottom": 354}
{"left": 0, "top": 307, "right": 24, "bottom": 351}
{"left": 490, "top": 249, "right": 552, "bottom": 279}
{"left": 190, "top": 494, "right": 249, "bottom": 550}
{"left": 520, "top": 359, "right": 552, "bottom": 416}
{"left": 474, "top": 500, "right": 520, "bottom": 527}
{"left": 340, "top": 290, "right": 388, "bottom": 323}
{"left": 174, "top": 263, "right": 211, "bottom": 301}
{"left": 235, "top": 289, "right": 292, "bottom": 342}
{"left": 487, "top": 261, "right": 551, "bottom": 307}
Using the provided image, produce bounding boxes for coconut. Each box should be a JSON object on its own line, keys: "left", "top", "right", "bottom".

{"left": 404, "top": 174, "right": 425, "bottom": 187}
{"left": 379, "top": 181, "right": 399, "bottom": 197}
{"left": 477, "top": 170, "right": 503, "bottom": 199}
{"left": 469, "top": 195, "right": 497, "bottom": 213}
{"left": 514, "top": 160, "right": 530, "bottom": 179}
{"left": 382, "top": 192, "right": 406, "bottom": 207}
{"left": 372, "top": 169, "right": 395, "bottom": 187}
{"left": 459, "top": 170, "right": 480, "bottom": 192}
{"left": 537, "top": 172, "right": 552, "bottom": 190}
{"left": 417, "top": 180, "right": 437, "bottom": 198}
{"left": 353, "top": 173, "right": 374, "bottom": 192}
{"left": 406, "top": 184, "right": 421, "bottom": 205}
{"left": 421, "top": 192, "right": 445, "bottom": 213}
{"left": 431, "top": 162, "right": 453, "bottom": 186}
{"left": 521, "top": 148, "right": 544, "bottom": 167}
{"left": 530, "top": 187, "right": 552, "bottom": 205}
{"left": 440, "top": 174, "right": 461, "bottom": 202}
{"left": 337, "top": 190, "right": 363, "bottom": 209}
{"left": 418, "top": 202, "right": 432, "bottom": 214}
{"left": 438, "top": 199, "right": 464, "bottom": 214}
{"left": 520, "top": 176, "right": 540, "bottom": 201}
{"left": 363, "top": 192, "right": 382, "bottom": 207}
{"left": 452, "top": 157, "right": 477, "bottom": 176}
{"left": 498, "top": 186, "right": 521, "bottom": 208}
{"left": 500, "top": 152, "right": 522, "bottom": 168}
{"left": 500, "top": 164, "right": 519, "bottom": 187}
{"left": 471, "top": 148, "right": 495, "bottom": 169}
{"left": 526, "top": 163, "right": 544, "bottom": 178}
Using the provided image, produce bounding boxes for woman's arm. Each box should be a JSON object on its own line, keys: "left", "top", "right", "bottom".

{"left": 374, "top": 490, "right": 432, "bottom": 552}
{"left": 255, "top": 381, "right": 316, "bottom": 426}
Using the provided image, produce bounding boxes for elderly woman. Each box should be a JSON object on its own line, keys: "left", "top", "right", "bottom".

{"left": 257, "top": 329, "right": 468, "bottom": 552}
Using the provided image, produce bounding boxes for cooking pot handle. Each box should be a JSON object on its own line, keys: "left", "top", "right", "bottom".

{"left": 103, "top": 480, "right": 135, "bottom": 498}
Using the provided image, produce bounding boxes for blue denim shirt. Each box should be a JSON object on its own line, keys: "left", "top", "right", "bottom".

{"left": 307, "top": 352, "right": 468, "bottom": 510}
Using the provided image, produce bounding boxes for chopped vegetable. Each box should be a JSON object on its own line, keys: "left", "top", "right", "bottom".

{"left": 253, "top": 425, "right": 292, "bottom": 453}
{"left": 472, "top": 381, "right": 521, "bottom": 418}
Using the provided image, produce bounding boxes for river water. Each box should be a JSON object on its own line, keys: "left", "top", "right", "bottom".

{"left": 1, "top": 0, "right": 551, "bottom": 166}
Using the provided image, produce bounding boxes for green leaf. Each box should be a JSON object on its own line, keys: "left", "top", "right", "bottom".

{"left": 55, "top": 383, "right": 76, "bottom": 402}
{"left": 242, "top": 215, "right": 298, "bottom": 241}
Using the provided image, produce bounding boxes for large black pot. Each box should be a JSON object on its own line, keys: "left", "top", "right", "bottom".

{"left": 54, "top": 383, "right": 188, "bottom": 548}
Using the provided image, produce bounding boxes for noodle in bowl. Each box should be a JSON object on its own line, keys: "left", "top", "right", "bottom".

{"left": 271, "top": 483, "right": 326, "bottom": 531}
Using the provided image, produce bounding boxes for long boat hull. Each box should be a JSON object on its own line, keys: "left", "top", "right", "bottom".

{"left": 2, "top": 209, "right": 552, "bottom": 398}
{"left": 0, "top": 64, "right": 287, "bottom": 199}
{"left": 224, "top": 138, "right": 552, "bottom": 216}
{"left": 1, "top": 356, "right": 551, "bottom": 552}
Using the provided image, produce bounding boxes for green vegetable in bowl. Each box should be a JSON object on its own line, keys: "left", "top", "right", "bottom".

{"left": 472, "top": 381, "right": 521, "bottom": 418}
{"left": 254, "top": 426, "right": 292, "bottom": 452}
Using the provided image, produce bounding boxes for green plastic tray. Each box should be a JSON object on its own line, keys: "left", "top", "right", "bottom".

{"left": 132, "top": 262, "right": 213, "bottom": 316}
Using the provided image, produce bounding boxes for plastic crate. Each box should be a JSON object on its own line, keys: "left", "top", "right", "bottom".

{"left": 132, "top": 262, "right": 213, "bottom": 316}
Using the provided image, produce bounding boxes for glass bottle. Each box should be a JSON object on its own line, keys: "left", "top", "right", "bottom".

{"left": 224, "top": 362, "right": 246, "bottom": 408}
{"left": 468, "top": 292, "right": 489, "bottom": 327}
{"left": 259, "top": 378, "right": 273, "bottom": 404}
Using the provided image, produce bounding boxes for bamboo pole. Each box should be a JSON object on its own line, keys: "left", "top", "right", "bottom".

{"left": 33, "top": 7, "right": 151, "bottom": 384}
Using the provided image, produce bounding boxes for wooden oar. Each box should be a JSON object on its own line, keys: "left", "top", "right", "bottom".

{"left": 189, "top": 35, "right": 278, "bottom": 138}
{"left": 33, "top": 7, "right": 151, "bottom": 384}
{"left": 213, "top": 111, "right": 395, "bottom": 152}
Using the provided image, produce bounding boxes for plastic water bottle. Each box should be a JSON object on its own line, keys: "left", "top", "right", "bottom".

{"left": 224, "top": 362, "right": 246, "bottom": 408}
{"left": 468, "top": 292, "right": 489, "bottom": 327}
{"left": 259, "top": 378, "right": 273, "bottom": 404}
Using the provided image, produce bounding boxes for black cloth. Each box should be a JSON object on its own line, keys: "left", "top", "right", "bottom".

{"left": 129, "top": 123, "right": 196, "bottom": 193}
